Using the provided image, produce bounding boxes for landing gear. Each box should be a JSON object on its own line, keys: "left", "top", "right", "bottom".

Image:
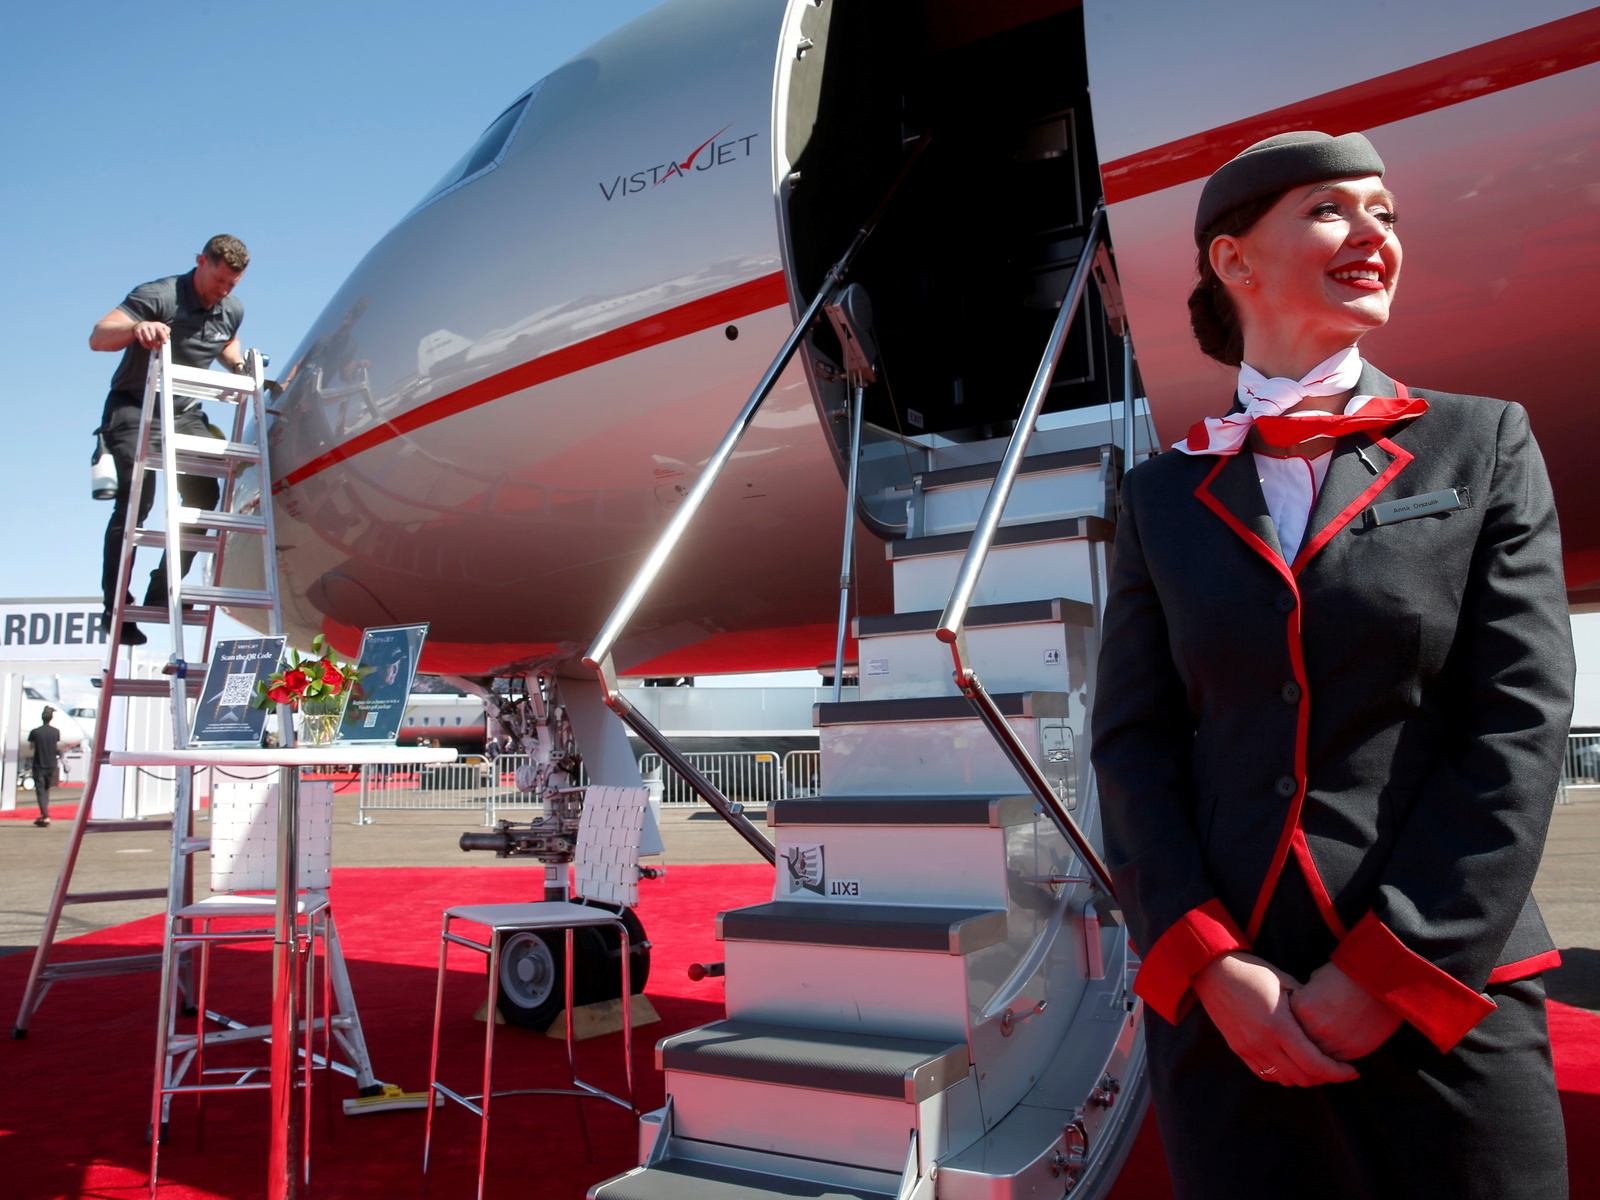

{"left": 493, "top": 906, "right": 651, "bottom": 1031}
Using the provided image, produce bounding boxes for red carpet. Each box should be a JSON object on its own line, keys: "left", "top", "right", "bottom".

{"left": 0, "top": 864, "right": 1595, "bottom": 1200}
{"left": 3, "top": 784, "right": 83, "bottom": 821}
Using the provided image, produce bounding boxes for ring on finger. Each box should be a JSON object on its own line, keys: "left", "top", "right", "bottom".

{"left": 1257, "top": 1065, "right": 1278, "bottom": 1076}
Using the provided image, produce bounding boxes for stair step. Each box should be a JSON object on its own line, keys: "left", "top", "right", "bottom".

{"left": 854, "top": 596, "right": 1091, "bottom": 638}
{"left": 886, "top": 516, "right": 1111, "bottom": 563}
{"left": 917, "top": 446, "right": 1108, "bottom": 493}
{"left": 660, "top": 1019, "right": 968, "bottom": 1102}
{"left": 768, "top": 795, "right": 1035, "bottom": 829}
{"left": 718, "top": 901, "right": 1007, "bottom": 955}
{"left": 591, "top": 1158, "right": 893, "bottom": 1200}
{"left": 121, "top": 605, "right": 208, "bottom": 626}
{"left": 814, "top": 691, "right": 1068, "bottom": 728}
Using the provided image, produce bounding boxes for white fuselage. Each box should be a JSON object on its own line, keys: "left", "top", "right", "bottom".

{"left": 239, "top": 0, "right": 1600, "bottom": 670}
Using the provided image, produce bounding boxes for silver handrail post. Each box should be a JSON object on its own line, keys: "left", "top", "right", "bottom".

{"left": 930, "top": 206, "right": 1119, "bottom": 900}
{"left": 583, "top": 139, "right": 933, "bottom": 863}
{"left": 1122, "top": 332, "right": 1137, "bottom": 471}
{"left": 832, "top": 382, "right": 866, "bottom": 703}
{"left": 935, "top": 205, "right": 1104, "bottom": 649}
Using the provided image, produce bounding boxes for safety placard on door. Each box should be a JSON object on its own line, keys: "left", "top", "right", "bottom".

{"left": 782, "top": 843, "right": 825, "bottom": 895}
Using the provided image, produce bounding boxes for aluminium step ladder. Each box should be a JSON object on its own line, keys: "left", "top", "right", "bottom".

{"left": 592, "top": 437, "right": 1147, "bottom": 1200}
{"left": 11, "top": 343, "right": 383, "bottom": 1123}
{"left": 14, "top": 342, "right": 278, "bottom": 1037}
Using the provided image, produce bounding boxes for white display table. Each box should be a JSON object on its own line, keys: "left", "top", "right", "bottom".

{"left": 112, "top": 746, "right": 457, "bottom": 1200}
{"left": 110, "top": 746, "right": 458, "bottom": 768}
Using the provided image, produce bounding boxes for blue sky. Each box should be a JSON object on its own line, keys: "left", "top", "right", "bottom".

{"left": 0, "top": 0, "right": 659, "bottom": 604}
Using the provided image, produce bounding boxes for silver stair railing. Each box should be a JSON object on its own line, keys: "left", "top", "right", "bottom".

{"left": 933, "top": 205, "right": 1119, "bottom": 900}
{"left": 584, "top": 140, "right": 932, "bottom": 865}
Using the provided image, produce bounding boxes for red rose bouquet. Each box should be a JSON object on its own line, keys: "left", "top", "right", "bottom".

{"left": 251, "top": 634, "right": 364, "bottom": 715}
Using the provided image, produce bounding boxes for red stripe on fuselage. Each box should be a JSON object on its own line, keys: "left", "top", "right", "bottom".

{"left": 1102, "top": 9, "right": 1600, "bottom": 205}
{"left": 276, "top": 271, "right": 791, "bottom": 491}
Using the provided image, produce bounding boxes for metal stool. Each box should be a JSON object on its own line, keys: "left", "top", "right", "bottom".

{"left": 423, "top": 902, "right": 637, "bottom": 1200}
{"left": 150, "top": 779, "right": 349, "bottom": 1195}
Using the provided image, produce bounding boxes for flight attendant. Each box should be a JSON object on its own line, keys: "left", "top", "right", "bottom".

{"left": 1091, "top": 132, "right": 1572, "bottom": 1199}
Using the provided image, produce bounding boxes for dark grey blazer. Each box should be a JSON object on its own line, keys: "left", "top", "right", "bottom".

{"left": 1091, "top": 361, "right": 1574, "bottom": 1053}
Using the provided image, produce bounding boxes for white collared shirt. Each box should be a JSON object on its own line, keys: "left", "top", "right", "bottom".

{"left": 1253, "top": 394, "right": 1374, "bottom": 563}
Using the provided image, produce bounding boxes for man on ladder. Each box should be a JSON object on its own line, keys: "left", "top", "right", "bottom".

{"left": 89, "top": 234, "right": 249, "bottom": 646}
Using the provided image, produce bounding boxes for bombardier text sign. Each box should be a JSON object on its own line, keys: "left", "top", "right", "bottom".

{"left": 0, "top": 599, "right": 110, "bottom": 661}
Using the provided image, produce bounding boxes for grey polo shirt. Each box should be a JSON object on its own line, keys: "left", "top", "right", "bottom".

{"left": 108, "top": 270, "right": 244, "bottom": 399}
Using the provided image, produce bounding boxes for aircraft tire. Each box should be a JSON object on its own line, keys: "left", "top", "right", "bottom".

{"left": 493, "top": 908, "right": 651, "bottom": 1030}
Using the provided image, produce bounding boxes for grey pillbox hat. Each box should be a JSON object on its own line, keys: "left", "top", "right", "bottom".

{"left": 1194, "top": 131, "right": 1385, "bottom": 245}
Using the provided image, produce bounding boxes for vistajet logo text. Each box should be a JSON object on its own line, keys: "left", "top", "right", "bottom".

{"left": 598, "top": 125, "right": 760, "bottom": 201}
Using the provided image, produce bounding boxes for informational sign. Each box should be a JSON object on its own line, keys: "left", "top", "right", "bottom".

{"left": 336, "top": 623, "right": 428, "bottom": 744}
{"left": 190, "top": 637, "right": 286, "bottom": 747}
{"left": 0, "top": 599, "right": 111, "bottom": 661}
{"left": 782, "top": 843, "right": 825, "bottom": 896}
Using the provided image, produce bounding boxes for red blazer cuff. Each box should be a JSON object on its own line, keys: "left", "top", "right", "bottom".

{"left": 1486, "top": 949, "right": 1561, "bottom": 985}
{"left": 1331, "top": 912, "right": 1496, "bottom": 1053}
{"left": 1132, "top": 899, "right": 1249, "bottom": 1024}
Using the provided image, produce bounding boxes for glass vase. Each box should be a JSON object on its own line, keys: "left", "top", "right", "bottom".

{"left": 296, "top": 709, "right": 342, "bottom": 747}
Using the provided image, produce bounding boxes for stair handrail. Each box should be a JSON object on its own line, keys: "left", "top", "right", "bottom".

{"left": 584, "top": 139, "right": 932, "bottom": 866}
{"left": 932, "top": 205, "right": 1119, "bottom": 899}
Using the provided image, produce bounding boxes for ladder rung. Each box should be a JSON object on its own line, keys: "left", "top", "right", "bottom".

{"left": 64, "top": 887, "right": 168, "bottom": 905}
{"left": 168, "top": 433, "right": 261, "bottom": 463}
{"left": 130, "top": 529, "right": 221, "bottom": 554}
{"left": 182, "top": 586, "right": 275, "bottom": 609}
{"left": 174, "top": 509, "right": 267, "bottom": 535}
{"left": 40, "top": 953, "right": 163, "bottom": 980}
{"left": 109, "top": 677, "right": 206, "bottom": 700}
{"left": 120, "top": 604, "right": 208, "bottom": 626}
{"left": 166, "top": 363, "right": 257, "bottom": 401}
{"left": 170, "top": 455, "right": 240, "bottom": 479}
{"left": 86, "top": 819, "right": 174, "bottom": 834}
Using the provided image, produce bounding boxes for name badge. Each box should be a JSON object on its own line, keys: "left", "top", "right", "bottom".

{"left": 1367, "top": 487, "right": 1471, "bottom": 527}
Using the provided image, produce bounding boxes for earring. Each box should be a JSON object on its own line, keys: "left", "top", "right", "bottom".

{"left": 1243, "top": 278, "right": 1253, "bottom": 285}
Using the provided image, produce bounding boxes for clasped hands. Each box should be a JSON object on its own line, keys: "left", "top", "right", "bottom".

{"left": 1191, "top": 952, "right": 1402, "bottom": 1087}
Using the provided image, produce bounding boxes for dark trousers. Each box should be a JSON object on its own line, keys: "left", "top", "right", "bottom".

{"left": 1146, "top": 868, "right": 1568, "bottom": 1200}
{"left": 100, "top": 393, "right": 221, "bottom": 613}
{"left": 31, "top": 768, "right": 53, "bottom": 818}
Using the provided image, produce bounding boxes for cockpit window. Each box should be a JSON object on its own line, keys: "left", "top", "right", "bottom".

{"left": 412, "top": 78, "right": 545, "bottom": 213}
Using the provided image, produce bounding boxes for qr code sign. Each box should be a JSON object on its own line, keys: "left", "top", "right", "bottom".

{"left": 219, "top": 673, "right": 256, "bottom": 707}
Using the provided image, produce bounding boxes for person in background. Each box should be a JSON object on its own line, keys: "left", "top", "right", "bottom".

{"left": 89, "top": 235, "right": 249, "bottom": 645}
{"left": 27, "top": 707, "right": 64, "bottom": 828}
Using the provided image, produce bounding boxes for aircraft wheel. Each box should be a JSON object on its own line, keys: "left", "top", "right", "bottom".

{"left": 577, "top": 905, "right": 650, "bottom": 1005}
{"left": 495, "top": 930, "right": 567, "bottom": 1031}
{"left": 493, "top": 908, "right": 651, "bottom": 1030}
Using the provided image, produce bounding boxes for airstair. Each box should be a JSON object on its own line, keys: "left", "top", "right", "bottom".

{"left": 583, "top": 196, "right": 1149, "bottom": 1198}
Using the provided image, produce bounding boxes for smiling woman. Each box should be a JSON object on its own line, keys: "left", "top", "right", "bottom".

{"left": 1092, "top": 131, "right": 1575, "bottom": 1200}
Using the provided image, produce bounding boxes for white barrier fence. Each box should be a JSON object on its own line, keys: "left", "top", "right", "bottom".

{"left": 350, "top": 749, "right": 822, "bottom": 823}
{"left": 1562, "top": 732, "right": 1600, "bottom": 804}
{"left": 637, "top": 750, "right": 821, "bottom": 806}
{"left": 349, "top": 733, "right": 1598, "bottom": 822}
